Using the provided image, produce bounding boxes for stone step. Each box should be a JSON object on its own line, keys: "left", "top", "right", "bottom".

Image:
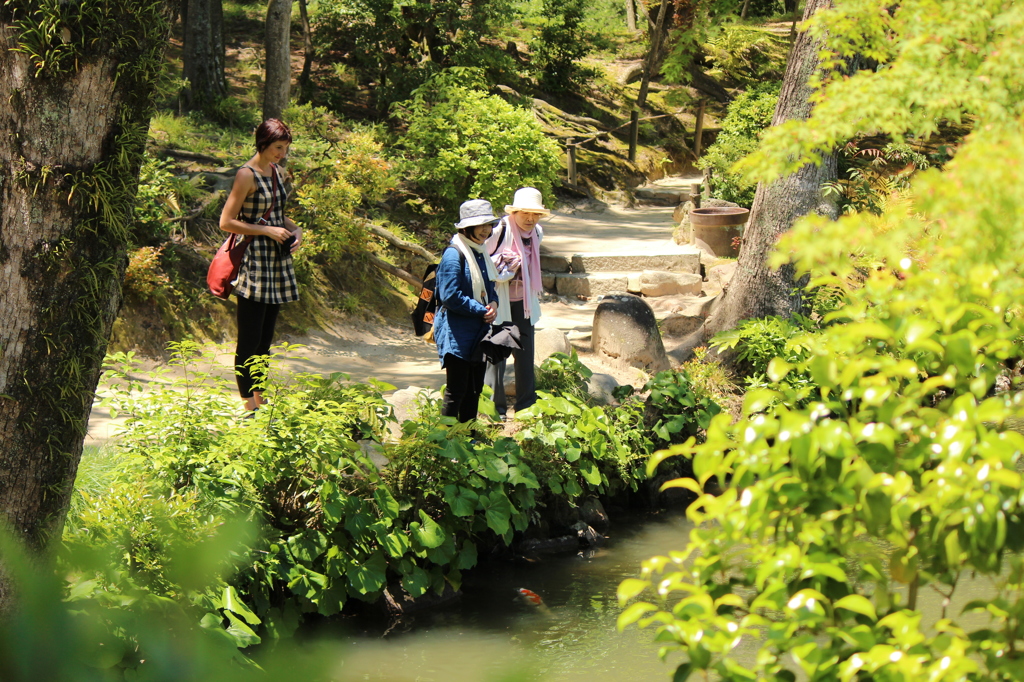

{"left": 569, "top": 250, "right": 701, "bottom": 275}
{"left": 550, "top": 270, "right": 703, "bottom": 298}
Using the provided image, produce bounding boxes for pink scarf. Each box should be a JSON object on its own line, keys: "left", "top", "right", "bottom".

{"left": 487, "top": 216, "right": 543, "bottom": 320}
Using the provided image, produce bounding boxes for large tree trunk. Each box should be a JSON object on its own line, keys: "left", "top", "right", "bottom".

{"left": 0, "top": 1, "right": 174, "bottom": 609}
{"left": 695, "top": 0, "right": 838, "bottom": 344}
{"left": 181, "top": 0, "right": 226, "bottom": 111}
{"left": 264, "top": 0, "right": 293, "bottom": 121}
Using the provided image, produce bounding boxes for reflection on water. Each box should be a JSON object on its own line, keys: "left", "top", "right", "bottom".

{"left": 326, "top": 513, "right": 693, "bottom": 682}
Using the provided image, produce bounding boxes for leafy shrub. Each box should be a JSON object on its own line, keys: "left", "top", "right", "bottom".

{"left": 640, "top": 370, "right": 722, "bottom": 448}
{"left": 517, "top": 392, "right": 650, "bottom": 501}
{"left": 132, "top": 153, "right": 193, "bottom": 245}
{"left": 697, "top": 82, "right": 780, "bottom": 207}
{"left": 284, "top": 104, "right": 397, "bottom": 261}
{"left": 86, "top": 340, "right": 652, "bottom": 645}
{"left": 392, "top": 68, "right": 562, "bottom": 215}
{"left": 709, "top": 314, "right": 816, "bottom": 381}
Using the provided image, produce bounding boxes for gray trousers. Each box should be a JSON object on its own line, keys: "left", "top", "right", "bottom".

{"left": 485, "top": 300, "right": 537, "bottom": 415}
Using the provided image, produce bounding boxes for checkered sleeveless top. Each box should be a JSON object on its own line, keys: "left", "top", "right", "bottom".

{"left": 232, "top": 163, "right": 299, "bottom": 304}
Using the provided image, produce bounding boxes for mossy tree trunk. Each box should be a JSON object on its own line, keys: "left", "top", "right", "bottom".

{"left": 698, "top": 0, "right": 838, "bottom": 343}
{"left": 0, "top": 0, "right": 174, "bottom": 609}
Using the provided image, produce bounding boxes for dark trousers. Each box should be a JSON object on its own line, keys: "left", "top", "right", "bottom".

{"left": 235, "top": 296, "right": 281, "bottom": 398}
{"left": 442, "top": 353, "right": 486, "bottom": 423}
{"left": 485, "top": 300, "right": 537, "bottom": 415}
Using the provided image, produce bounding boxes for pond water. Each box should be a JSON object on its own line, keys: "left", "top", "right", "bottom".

{"left": 322, "top": 512, "right": 693, "bottom": 682}
{"left": 318, "top": 511, "right": 1005, "bottom": 682}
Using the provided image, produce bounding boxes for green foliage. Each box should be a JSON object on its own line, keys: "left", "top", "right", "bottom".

{"left": 697, "top": 82, "right": 780, "bottom": 207}
{"left": 285, "top": 104, "right": 397, "bottom": 260}
{"left": 517, "top": 391, "right": 651, "bottom": 501}
{"left": 530, "top": 0, "right": 597, "bottom": 93}
{"left": 312, "top": 0, "right": 518, "bottom": 107}
{"left": 703, "top": 25, "right": 789, "bottom": 86}
{"left": 823, "top": 140, "right": 933, "bottom": 216}
{"left": 392, "top": 68, "right": 562, "bottom": 215}
{"left": 620, "top": 2, "right": 1024, "bottom": 677}
{"left": 709, "top": 314, "right": 817, "bottom": 387}
{"left": 132, "top": 154, "right": 193, "bottom": 245}
{"left": 641, "top": 370, "right": 722, "bottom": 447}
{"left": 535, "top": 350, "right": 594, "bottom": 403}
{"left": 82, "top": 340, "right": 652, "bottom": 649}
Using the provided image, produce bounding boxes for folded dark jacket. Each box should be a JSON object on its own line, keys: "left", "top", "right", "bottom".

{"left": 477, "top": 322, "right": 522, "bottom": 364}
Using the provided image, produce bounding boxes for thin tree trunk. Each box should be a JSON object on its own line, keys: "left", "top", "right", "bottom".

{"left": 695, "top": 0, "right": 838, "bottom": 345}
{"left": 264, "top": 0, "right": 293, "bottom": 121}
{"left": 297, "top": 0, "right": 314, "bottom": 103}
{"left": 636, "top": 0, "right": 670, "bottom": 109}
{"left": 181, "top": 0, "right": 226, "bottom": 111}
{"left": 741, "top": 0, "right": 751, "bottom": 19}
{"left": 625, "top": 0, "right": 637, "bottom": 31}
{"left": 0, "top": 0, "right": 175, "bottom": 610}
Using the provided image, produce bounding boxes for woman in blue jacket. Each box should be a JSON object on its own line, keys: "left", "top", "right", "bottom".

{"left": 434, "top": 199, "right": 501, "bottom": 422}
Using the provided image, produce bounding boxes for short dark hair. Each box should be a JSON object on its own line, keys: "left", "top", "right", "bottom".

{"left": 255, "top": 118, "right": 292, "bottom": 153}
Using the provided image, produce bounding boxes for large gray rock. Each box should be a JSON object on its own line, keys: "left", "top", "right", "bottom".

{"left": 639, "top": 270, "right": 703, "bottom": 297}
{"left": 588, "top": 372, "right": 620, "bottom": 405}
{"left": 592, "top": 293, "right": 670, "bottom": 372}
{"left": 535, "top": 328, "right": 571, "bottom": 362}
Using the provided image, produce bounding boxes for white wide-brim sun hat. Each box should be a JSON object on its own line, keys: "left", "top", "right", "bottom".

{"left": 504, "top": 187, "right": 550, "bottom": 217}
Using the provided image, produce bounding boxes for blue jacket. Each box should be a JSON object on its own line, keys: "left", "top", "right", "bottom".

{"left": 434, "top": 245, "right": 498, "bottom": 365}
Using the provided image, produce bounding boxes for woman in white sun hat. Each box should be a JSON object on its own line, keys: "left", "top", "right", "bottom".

{"left": 484, "top": 187, "right": 550, "bottom": 419}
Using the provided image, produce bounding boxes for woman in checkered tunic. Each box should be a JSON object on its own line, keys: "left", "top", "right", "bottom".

{"left": 219, "top": 119, "right": 302, "bottom": 412}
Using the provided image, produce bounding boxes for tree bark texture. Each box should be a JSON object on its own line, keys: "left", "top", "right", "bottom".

{"left": 181, "top": 0, "right": 226, "bottom": 111}
{"left": 698, "top": 0, "right": 838, "bottom": 341}
{"left": 297, "top": 0, "right": 314, "bottom": 103}
{"left": 0, "top": 0, "right": 174, "bottom": 607}
{"left": 625, "top": 0, "right": 637, "bottom": 31}
{"left": 264, "top": 0, "right": 293, "bottom": 122}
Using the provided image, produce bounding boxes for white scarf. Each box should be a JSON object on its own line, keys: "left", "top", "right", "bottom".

{"left": 485, "top": 217, "right": 543, "bottom": 322}
{"left": 451, "top": 233, "right": 501, "bottom": 310}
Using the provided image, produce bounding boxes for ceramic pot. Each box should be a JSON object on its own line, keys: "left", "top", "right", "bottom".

{"left": 689, "top": 207, "right": 750, "bottom": 257}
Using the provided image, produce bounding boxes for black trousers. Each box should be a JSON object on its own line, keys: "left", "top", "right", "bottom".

{"left": 235, "top": 296, "right": 281, "bottom": 398}
{"left": 484, "top": 300, "right": 537, "bottom": 415}
{"left": 442, "top": 353, "right": 486, "bottom": 423}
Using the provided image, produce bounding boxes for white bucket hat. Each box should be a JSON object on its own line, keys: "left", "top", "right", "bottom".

{"left": 455, "top": 199, "right": 501, "bottom": 229}
{"left": 504, "top": 187, "right": 550, "bottom": 217}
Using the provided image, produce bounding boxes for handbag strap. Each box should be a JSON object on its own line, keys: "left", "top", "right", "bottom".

{"left": 243, "top": 164, "right": 279, "bottom": 223}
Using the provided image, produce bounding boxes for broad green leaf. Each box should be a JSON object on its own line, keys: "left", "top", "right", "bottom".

{"left": 346, "top": 551, "right": 387, "bottom": 595}
{"left": 443, "top": 484, "right": 478, "bottom": 516}
{"left": 412, "top": 509, "right": 447, "bottom": 549}
{"left": 834, "top": 594, "right": 877, "bottom": 621}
